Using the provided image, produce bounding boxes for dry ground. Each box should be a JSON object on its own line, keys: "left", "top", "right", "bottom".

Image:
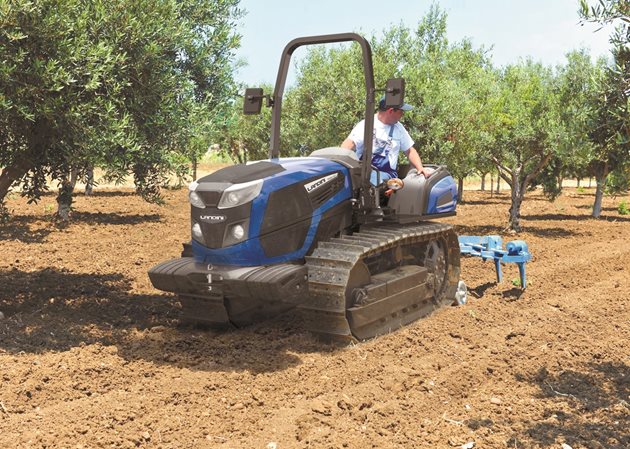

{"left": 0, "top": 185, "right": 628, "bottom": 449}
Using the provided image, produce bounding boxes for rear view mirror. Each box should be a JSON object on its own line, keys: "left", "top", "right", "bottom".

{"left": 384, "top": 78, "right": 405, "bottom": 109}
{"left": 243, "top": 88, "right": 263, "bottom": 115}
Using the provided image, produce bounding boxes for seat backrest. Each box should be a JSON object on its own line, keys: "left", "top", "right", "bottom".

{"left": 310, "top": 147, "right": 359, "bottom": 161}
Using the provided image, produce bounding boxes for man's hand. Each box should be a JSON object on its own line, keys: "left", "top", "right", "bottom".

{"left": 340, "top": 138, "right": 356, "bottom": 151}
{"left": 419, "top": 167, "right": 433, "bottom": 178}
{"left": 407, "top": 147, "right": 432, "bottom": 178}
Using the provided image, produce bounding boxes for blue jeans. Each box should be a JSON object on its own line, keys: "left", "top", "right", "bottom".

{"left": 370, "top": 170, "right": 393, "bottom": 186}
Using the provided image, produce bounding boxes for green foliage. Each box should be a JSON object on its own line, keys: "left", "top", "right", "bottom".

{"left": 494, "top": 61, "right": 560, "bottom": 164}
{"left": 530, "top": 157, "right": 563, "bottom": 200}
{"left": 579, "top": 0, "right": 629, "bottom": 216}
{"left": 489, "top": 59, "right": 564, "bottom": 229}
{"left": 213, "top": 86, "right": 274, "bottom": 163}
{"left": 618, "top": 199, "right": 629, "bottom": 215}
{"left": 583, "top": 54, "right": 629, "bottom": 179}
{"left": 272, "top": 7, "right": 496, "bottom": 183}
{"left": 527, "top": 49, "right": 605, "bottom": 200}
{"left": 201, "top": 149, "right": 232, "bottom": 165}
{"left": 511, "top": 277, "right": 521, "bottom": 287}
{"left": 404, "top": 38, "right": 496, "bottom": 181}
{"left": 606, "top": 164, "right": 630, "bottom": 195}
{"left": 282, "top": 43, "right": 366, "bottom": 154}
{"left": 559, "top": 51, "right": 602, "bottom": 178}
{"left": 213, "top": 2, "right": 625, "bottom": 229}
{"left": 579, "top": 0, "right": 629, "bottom": 27}
{"left": 0, "top": 0, "right": 243, "bottom": 205}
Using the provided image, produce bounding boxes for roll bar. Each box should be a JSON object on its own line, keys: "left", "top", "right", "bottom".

{"left": 268, "top": 33, "right": 376, "bottom": 185}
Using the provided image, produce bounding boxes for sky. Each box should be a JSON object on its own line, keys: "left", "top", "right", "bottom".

{"left": 233, "top": 0, "right": 614, "bottom": 87}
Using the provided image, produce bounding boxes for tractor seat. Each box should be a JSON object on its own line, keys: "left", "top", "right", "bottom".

{"left": 310, "top": 147, "right": 359, "bottom": 161}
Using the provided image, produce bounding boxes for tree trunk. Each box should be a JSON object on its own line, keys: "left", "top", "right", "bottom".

{"left": 496, "top": 177, "right": 501, "bottom": 194}
{"left": 56, "top": 174, "right": 75, "bottom": 221}
{"left": 70, "top": 167, "right": 79, "bottom": 189}
{"left": 508, "top": 172, "right": 524, "bottom": 232}
{"left": 85, "top": 165, "right": 94, "bottom": 195}
{"left": 192, "top": 155, "right": 198, "bottom": 180}
{"left": 490, "top": 175, "right": 494, "bottom": 196}
{"left": 457, "top": 177, "right": 464, "bottom": 203}
{"left": 480, "top": 173, "right": 486, "bottom": 191}
{"left": 592, "top": 162, "right": 609, "bottom": 218}
{"left": 576, "top": 177, "right": 581, "bottom": 188}
{"left": 0, "top": 161, "right": 30, "bottom": 203}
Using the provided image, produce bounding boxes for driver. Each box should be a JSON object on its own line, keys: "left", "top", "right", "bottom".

{"left": 340, "top": 96, "right": 433, "bottom": 185}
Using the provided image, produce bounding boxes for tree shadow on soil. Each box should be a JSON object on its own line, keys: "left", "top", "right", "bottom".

{"left": 81, "top": 190, "right": 139, "bottom": 197}
{"left": 523, "top": 213, "right": 630, "bottom": 223}
{"left": 507, "top": 363, "right": 630, "bottom": 449}
{"left": 24, "top": 190, "right": 140, "bottom": 198}
{"left": 70, "top": 211, "right": 162, "bottom": 225}
{"left": 0, "top": 216, "right": 55, "bottom": 243}
{"left": 454, "top": 224, "right": 505, "bottom": 236}
{"left": 116, "top": 310, "right": 336, "bottom": 375}
{"left": 521, "top": 226, "right": 582, "bottom": 238}
{"left": 0, "top": 268, "right": 335, "bottom": 373}
{"left": 0, "top": 212, "right": 162, "bottom": 243}
{"left": 455, "top": 223, "right": 580, "bottom": 238}
{"left": 467, "top": 283, "right": 524, "bottom": 301}
{"left": 458, "top": 197, "right": 506, "bottom": 206}
{"left": 0, "top": 268, "right": 175, "bottom": 351}
{"left": 575, "top": 204, "right": 624, "bottom": 212}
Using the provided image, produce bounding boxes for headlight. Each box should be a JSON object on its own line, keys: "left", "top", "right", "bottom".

{"left": 230, "top": 224, "right": 245, "bottom": 240}
{"left": 218, "top": 179, "right": 263, "bottom": 209}
{"left": 189, "top": 191, "right": 206, "bottom": 209}
{"left": 192, "top": 222, "right": 203, "bottom": 242}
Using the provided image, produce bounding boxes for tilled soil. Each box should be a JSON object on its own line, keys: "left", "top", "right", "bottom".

{"left": 0, "top": 187, "right": 628, "bottom": 449}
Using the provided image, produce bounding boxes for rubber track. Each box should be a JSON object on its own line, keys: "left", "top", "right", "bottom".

{"left": 299, "top": 221, "right": 457, "bottom": 341}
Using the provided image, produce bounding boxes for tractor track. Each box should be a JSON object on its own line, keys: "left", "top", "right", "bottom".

{"left": 301, "top": 221, "right": 461, "bottom": 341}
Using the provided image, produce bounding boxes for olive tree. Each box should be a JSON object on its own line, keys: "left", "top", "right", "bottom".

{"left": 0, "top": 0, "right": 243, "bottom": 218}
{"left": 579, "top": 0, "right": 629, "bottom": 217}
{"left": 530, "top": 50, "right": 602, "bottom": 200}
{"left": 490, "top": 61, "right": 562, "bottom": 231}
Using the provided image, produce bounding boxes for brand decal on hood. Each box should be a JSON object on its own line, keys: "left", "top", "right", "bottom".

{"left": 304, "top": 173, "right": 338, "bottom": 193}
{"left": 199, "top": 215, "right": 226, "bottom": 223}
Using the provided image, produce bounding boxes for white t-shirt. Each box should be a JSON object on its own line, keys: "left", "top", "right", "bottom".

{"left": 347, "top": 115, "right": 414, "bottom": 176}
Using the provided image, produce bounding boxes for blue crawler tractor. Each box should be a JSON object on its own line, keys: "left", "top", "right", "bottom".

{"left": 148, "top": 33, "right": 468, "bottom": 341}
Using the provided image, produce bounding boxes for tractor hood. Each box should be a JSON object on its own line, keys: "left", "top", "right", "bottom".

{"left": 197, "top": 160, "right": 286, "bottom": 184}
{"left": 187, "top": 157, "right": 354, "bottom": 266}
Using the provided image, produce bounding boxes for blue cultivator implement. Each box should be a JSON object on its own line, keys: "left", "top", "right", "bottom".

{"left": 458, "top": 236, "right": 532, "bottom": 288}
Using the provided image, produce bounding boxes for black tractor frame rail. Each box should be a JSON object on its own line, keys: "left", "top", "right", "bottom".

{"left": 268, "top": 32, "right": 376, "bottom": 193}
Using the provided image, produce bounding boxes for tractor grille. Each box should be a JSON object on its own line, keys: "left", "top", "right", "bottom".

{"left": 197, "top": 191, "right": 222, "bottom": 207}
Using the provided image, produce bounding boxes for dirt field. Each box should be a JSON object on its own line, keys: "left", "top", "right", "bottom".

{"left": 0, "top": 185, "right": 628, "bottom": 449}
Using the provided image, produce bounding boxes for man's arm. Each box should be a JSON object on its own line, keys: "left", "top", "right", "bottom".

{"left": 406, "top": 147, "right": 432, "bottom": 178}
{"left": 340, "top": 138, "right": 356, "bottom": 151}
